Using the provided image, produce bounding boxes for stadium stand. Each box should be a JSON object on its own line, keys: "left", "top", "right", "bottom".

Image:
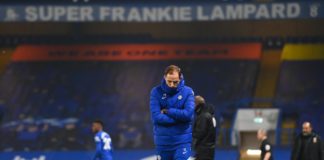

{"left": 0, "top": 57, "right": 260, "bottom": 151}
{"left": 274, "top": 44, "right": 324, "bottom": 145}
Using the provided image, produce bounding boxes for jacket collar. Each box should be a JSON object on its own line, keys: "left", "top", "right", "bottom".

{"left": 195, "top": 103, "right": 215, "bottom": 115}
{"left": 195, "top": 103, "right": 205, "bottom": 114}
{"left": 161, "top": 77, "right": 185, "bottom": 95}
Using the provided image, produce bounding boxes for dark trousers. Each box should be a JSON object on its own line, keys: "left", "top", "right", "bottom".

{"left": 195, "top": 147, "right": 215, "bottom": 160}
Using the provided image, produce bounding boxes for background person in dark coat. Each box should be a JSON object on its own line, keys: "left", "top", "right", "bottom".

{"left": 291, "top": 121, "right": 324, "bottom": 160}
{"left": 192, "top": 95, "right": 216, "bottom": 160}
{"left": 257, "top": 129, "right": 273, "bottom": 160}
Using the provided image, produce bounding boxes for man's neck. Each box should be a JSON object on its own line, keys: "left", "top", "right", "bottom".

{"left": 262, "top": 136, "right": 267, "bottom": 141}
{"left": 96, "top": 130, "right": 103, "bottom": 134}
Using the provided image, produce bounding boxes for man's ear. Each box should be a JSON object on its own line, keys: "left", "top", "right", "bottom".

{"left": 179, "top": 73, "right": 183, "bottom": 79}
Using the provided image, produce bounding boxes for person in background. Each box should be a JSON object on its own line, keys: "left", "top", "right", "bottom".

{"left": 291, "top": 121, "right": 323, "bottom": 160}
{"left": 92, "top": 120, "right": 113, "bottom": 160}
{"left": 192, "top": 95, "right": 216, "bottom": 160}
{"left": 257, "top": 129, "right": 273, "bottom": 160}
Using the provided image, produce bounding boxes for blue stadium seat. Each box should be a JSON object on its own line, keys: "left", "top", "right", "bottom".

{"left": 275, "top": 60, "right": 324, "bottom": 138}
{"left": 0, "top": 60, "right": 259, "bottom": 150}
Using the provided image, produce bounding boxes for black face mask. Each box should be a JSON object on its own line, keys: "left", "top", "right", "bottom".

{"left": 161, "top": 77, "right": 185, "bottom": 95}
{"left": 165, "top": 84, "right": 178, "bottom": 94}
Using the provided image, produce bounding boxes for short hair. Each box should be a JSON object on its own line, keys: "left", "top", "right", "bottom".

{"left": 164, "top": 65, "right": 181, "bottom": 77}
{"left": 195, "top": 95, "right": 205, "bottom": 106}
{"left": 258, "top": 129, "right": 267, "bottom": 136}
{"left": 93, "top": 120, "right": 104, "bottom": 128}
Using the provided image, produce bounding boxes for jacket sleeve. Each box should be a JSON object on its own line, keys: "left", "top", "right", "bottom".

{"left": 291, "top": 136, "right": 299, "bottom": 160}
{"left": 167, "top": 89, "right": 194, "bottom": 122}
{"left": 319, "top": 136, "right": 324, "bottom": 160}
{"left": 193, "top": 114, "right": 210, "bottom": 147}
{"left": 93, "top": 137, "right": 101, "bottom": 160}
{"left": 150, "top": 88, "right": 176, "bottom": 125}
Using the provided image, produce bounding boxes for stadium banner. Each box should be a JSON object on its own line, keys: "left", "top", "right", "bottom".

{"left": 11, "top": 43, "right": 261, "bottom": 61}
{"left": 282, "top": 44, "right": 324, "bottom": 60}
{"left": 0, "top": 2, "right": 323, "bottom": 22}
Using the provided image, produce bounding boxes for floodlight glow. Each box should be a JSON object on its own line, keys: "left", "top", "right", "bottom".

{"left": 254, "top": 117, "right": 263, "bottom": 123}
{"left": 246, "top": 149, "right": 261, "bottom": 156}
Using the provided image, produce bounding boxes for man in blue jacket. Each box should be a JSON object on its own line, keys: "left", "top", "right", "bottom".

{"left": 150, "top": 65, "right": 195, "bottom": 160}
